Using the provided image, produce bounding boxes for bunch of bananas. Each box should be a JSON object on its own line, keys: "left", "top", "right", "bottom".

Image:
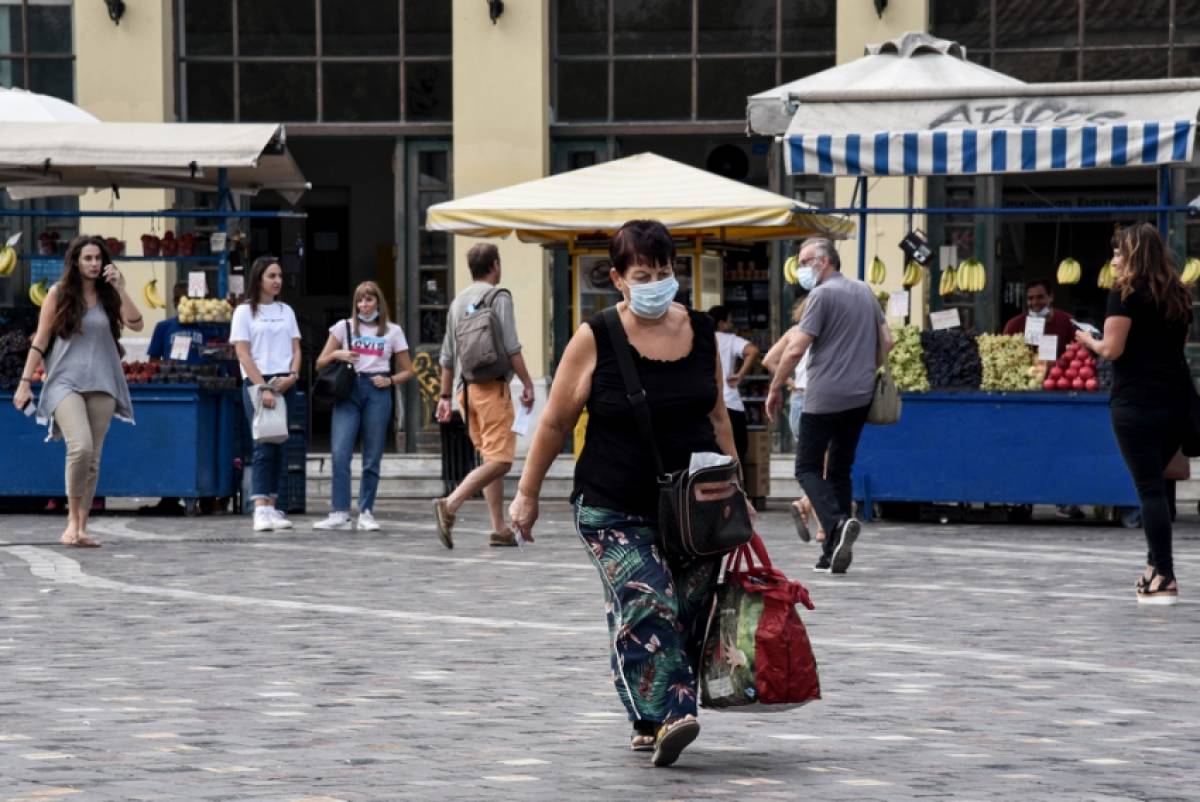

{"left": 955, "top": 258, "right": 987, "bottom": 293}
{"left": 1181, "top": 258, "right": 1200, "bottom": 286}
{"left": 939, "top": 267, "right": 957, "bottom": 297}
{"left": 1097, "top": 260, "right": 1114, "bottom": 290}
{"left": 782, "top": 254, "right": 799, "bottom": 285}
{"left": 1056, "top": 257, "right": 1082, "bottom": 285}
{"left": 902, "top": 260, "right": 925, "bottom": 288}
{"left": 28, "top": 279, "right": 49, "bottom": 307}
{"left": 868, "top": 256, "right": 887, "bottom": 286}
{"left": 143, "top": 279, "right": 166, "bottom": 309}
{"left": 0, "top": 244, "right": 16, "bottom": 277}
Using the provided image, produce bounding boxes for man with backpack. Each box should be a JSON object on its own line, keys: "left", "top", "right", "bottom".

{"left": 433, "top": 243, "right": 535, "bottom": 549}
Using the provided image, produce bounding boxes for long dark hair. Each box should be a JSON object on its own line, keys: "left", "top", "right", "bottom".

{"left": 247, "top": 255, "right": 281, "bottom": 317}
{"left": 52, "top": 235, "right": 123, "bottom": 349}
{"left": 1114, "top": 223, "right": 1192, "bottom": 322}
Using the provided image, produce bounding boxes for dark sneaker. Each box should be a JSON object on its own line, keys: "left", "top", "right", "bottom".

{"left": 791, "top": 502, "right": 812, "bottom": 543}
{"left": 489, "top": 528, "right": 518, "bottom": 547}
{"left": 830, "top": 518, "right": 861, "bottom": 574}
{"left": 432, "top": 498, "right": 455, "bottom": 550}
{"left": 813, "top": 555, "right": 832, "bottom": 573}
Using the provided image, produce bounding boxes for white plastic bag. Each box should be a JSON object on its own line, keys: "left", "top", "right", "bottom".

{"left": 252, "top": 385, "right": 289, "bottom": 444}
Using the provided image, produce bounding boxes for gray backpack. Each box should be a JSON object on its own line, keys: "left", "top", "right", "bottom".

{"left": 455, "top": 287, "right": 512, "bottom": 383}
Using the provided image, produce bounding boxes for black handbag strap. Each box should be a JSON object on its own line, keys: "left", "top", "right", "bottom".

{"left": 602, "top": 306, "right": 666, "bottom": 479}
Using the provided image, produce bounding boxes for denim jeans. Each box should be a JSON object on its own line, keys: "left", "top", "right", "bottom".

{"left": 788, "top": 392, "right": 804, "bottom": 446}
{"left": 242, "top": 376, "right": 298, "bottom": 502}
{"left": 330, "top": 374, "right": 393, "bottom": 513}
{"left": 795, "top": 403, "right": 870, "bottom": 557}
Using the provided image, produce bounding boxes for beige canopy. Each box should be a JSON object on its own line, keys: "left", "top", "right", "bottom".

{"left": 0, "top": 122, "right": 310, "bottom": 202}
{"left": 426, "top": 152, "right": 852, "bottom": 244}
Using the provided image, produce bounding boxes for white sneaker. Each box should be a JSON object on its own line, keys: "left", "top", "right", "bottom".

{"left": 356, "top": 509, "right": 381, "bottom": 531}
{"left": 314, "top": 511, "right": 352, "bottom": 531}
{"left": 269, "top": 507, "right": 293, "bottom": 530}
{"left": 253, "top": 507, "right": 275, "bottom": 532}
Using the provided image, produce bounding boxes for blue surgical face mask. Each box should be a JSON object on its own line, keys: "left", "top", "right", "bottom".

{"left": 797, "top": 265, "right": 818, "bottom": 291}
{"left": 1029, "top": 306, "right": 1050, "bottom": 319}
{"left": 357, "top": 311, "right": 379, "bottom": 323}
{"left": 627, "top": 275, "right": 679, "bottom": 319}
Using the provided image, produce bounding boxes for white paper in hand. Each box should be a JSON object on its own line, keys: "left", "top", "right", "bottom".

{"left": 688, "top": 451, "right": 733, "bottom": 475}
{"left": 511, "top": 404, "right": 532, "bottom": 436}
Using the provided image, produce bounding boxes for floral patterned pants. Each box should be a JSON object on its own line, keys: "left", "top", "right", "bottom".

{"left": 574, "top": 501, "right": 720, "bottom": 724}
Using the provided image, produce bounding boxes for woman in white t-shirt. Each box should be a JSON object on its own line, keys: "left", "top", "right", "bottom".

{"left": 312, "top": 281, "right": 414, "bottom": 531}
{"left": 230, "top": 255, "right": 303, "bottom": 533}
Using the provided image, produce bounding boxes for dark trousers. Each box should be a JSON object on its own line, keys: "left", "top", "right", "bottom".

{"left": 1110, "top": 402, "right": 1185, "bottom": 579}
{"left": 795, "top": 403, "right": 871, "bottom": 558}
{"left": 728, "top": 408, "right": 749, "bottom": 466}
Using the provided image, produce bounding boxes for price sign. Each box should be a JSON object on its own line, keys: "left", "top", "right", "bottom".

{"left": 1024, "top": 315, "right": 1046, "bottom": 345}
{"left": 229, "top": 275, "right": 245, "bottom": 296}
{"left": 1038, "top": 334, "right": 1059, "bottom": 362}
{"left": 170, "top": 333, "right": 193, "bottom": 361}
{"left": 209, "top": 232, "right": 227, "bottom": 253}
{"left": 187, "top": 271, "right": 207, "bottom": 298}
{"left": 930, "top": 309, "right": 960, "bottom": 330}
{"left": 887, "top": 290, "right": 910, "bottom": 319}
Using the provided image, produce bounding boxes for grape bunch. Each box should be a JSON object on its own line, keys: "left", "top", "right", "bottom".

{"left": 977, "top": 334, "right": 1038, "bottom": 391}
{"left": 920, "top": 329, "right": 982, "bottom": 389}
{"left": 0, "top": 330, "right": 32, "bottom": 391}
{"left": 888, "top": 326, "right": 930, "bottom": 392}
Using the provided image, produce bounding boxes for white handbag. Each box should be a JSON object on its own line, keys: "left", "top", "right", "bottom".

{"left": 251, "top": 385, "right": 289, "bottom": 444}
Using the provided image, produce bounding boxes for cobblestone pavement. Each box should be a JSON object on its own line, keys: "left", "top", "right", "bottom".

{"left": 1, "top": 501, "right": 1198, "bottom": 802}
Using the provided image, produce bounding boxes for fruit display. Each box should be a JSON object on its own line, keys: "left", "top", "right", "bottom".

{"left": 782, "top": 254, "right": 799, "bottom": 285}
{"left": 938, "top": 266, "right": 957, "bottom": 297}
{"left": 888, "top": 326, "right": 930, "bottom": 392}
{"left": 0, "top": 234, "right": 18, "bottom": 277}
{"left": 920, "top": 329, "right": 982, "bottom": 389}
{"left": 901, "top": 260, "right": 925, "bottom": 288}
{"left": 1097, "top": 260, "right": 1114, "bottom": 290}
{"left": 1181, "top": 258, "right": 1200, "bottom": 286}
{"left": 1056, "top": 257, "right": 1081, "bottom": 285}
{"left": 122, "top": 360, "right": 160, "bottom": 385}
{"left": 28, "top": 279, "right": 49, "bottom": 307}
{"left": 1042, "top": 341, "right": 1101, "bottom": 392}
{"left": 977, "top": 334, "right": 1039, "bottom": 391}
{"left": 868, "top": 256, "right": 886, "bottom": 285}
{"left": 0, "top": 331, "right": 32, "bottom": 390}
{"left": 143, "top": 280, "right": 166, "bottom": 309}
{"left": 955, "top": 258, "right": 986, "bottom": 293}
{"left": 177, "top": 297, "right": 232, "bottom": 324}
{"left": 873, "top": 289, "right": 889, "bottom": 315}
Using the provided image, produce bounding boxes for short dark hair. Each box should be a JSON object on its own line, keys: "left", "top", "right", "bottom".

{"left": 610, "top": 219, "right": 675, "bottom": 275}
{"left": 1027, "top": 279, "right": 1054, "bottom": 295}
{"left": 467, "top": 243, "right": 500, "bottom": 279}
{"left": 707, "top": 305, "right": 730, "bottom": 325}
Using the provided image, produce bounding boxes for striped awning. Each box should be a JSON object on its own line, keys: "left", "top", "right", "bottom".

{"left": 784, "top": 83, "right": 1200, "bottom": 177}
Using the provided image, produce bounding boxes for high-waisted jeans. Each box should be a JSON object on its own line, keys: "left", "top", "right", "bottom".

{"left": 330, "top": 373, "right": 393, "bottom": 513}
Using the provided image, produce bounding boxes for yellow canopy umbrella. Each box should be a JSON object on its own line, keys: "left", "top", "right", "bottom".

{"left": 425, "top": 152, "right": 852, "bottom": 243}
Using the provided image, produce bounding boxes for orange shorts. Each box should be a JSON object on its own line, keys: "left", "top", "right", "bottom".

{"left": 459, "top": 380, "right": 516, "bottom": 464}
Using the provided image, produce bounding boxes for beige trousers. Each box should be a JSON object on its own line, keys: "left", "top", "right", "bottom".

{"left": 53, "top": 391, "right": 116, "bottom": 507}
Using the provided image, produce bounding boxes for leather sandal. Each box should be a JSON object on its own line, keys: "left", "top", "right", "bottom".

{"left": 1136, "top": 569, "right": 1178, "bottom": 605}
{"left": 652, "top": 716, "right": 700, "bottom": 767}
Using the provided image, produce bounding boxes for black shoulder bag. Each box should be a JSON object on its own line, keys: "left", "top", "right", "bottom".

{"left": 602, "top": 307, "right": 753, "bottom": 558}
{"left": 313, "top": 320, "right": 357, "bottom": 409}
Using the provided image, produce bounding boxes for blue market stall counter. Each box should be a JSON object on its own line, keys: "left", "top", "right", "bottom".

{"left": 852, "top": 391, "right": 1138, "bottom": 518}
{"left": 0, "top": 384, "right": 242, "bottom": 512}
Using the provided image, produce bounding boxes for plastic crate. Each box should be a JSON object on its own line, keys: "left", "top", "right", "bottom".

{"left": 278, "top": 470, "right": 307, "bottom": 515}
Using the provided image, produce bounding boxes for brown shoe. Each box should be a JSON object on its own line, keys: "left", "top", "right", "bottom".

{"left": 432, "top": 498, "right": 455, "bottom": 549}
{"left": 489, "top": 527, "right": 518, "bottom": 547}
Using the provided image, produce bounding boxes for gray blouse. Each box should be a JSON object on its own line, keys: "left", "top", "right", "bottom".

{"left": 36, "top": 300, "right": 134, "bottom": 440}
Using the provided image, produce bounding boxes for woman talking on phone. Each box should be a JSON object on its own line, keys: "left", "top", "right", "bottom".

{"left": 12, "top": 235, "right": 142, "bottom": 547}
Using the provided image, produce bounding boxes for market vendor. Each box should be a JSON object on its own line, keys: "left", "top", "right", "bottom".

{"left": 147, "top": 283, "right": 223, "bottom": 364}
{"left": 1002, "top": 279, "right": 1074, "bottom": 359}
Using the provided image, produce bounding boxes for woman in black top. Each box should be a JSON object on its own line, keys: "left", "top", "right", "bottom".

{"left": 1077, "top": 223, "right": 1191, "bottom": 605}
{"left": 510, "top": 220, "right": 739, "bottom": 767}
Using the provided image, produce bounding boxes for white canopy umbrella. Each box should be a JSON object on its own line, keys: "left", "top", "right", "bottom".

{"left": 0, "top": 86, "right": 99, "bottom": 123}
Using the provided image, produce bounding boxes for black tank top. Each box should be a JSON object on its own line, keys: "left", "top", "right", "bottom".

{"left": 572, "top": 308, "right": 722, "bottom": 519}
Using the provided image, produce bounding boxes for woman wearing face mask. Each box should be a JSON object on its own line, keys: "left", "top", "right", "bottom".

{"left": 1076, "top": 223, "right": 1191, "bottom": 604}
{"left": 509, "top": 219, "right": 739, "bottom": 767}
{"left": 231, "top": 255, "right": 302, "bottom": 533}
{"left": 313, "top": 281, "right": 414, "bottom": 532}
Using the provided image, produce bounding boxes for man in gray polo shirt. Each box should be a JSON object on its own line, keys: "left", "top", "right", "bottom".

{"left": 766, "top": 238, "right": 893, "bottom": 574}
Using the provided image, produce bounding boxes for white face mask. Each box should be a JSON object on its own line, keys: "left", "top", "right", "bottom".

{"left": 1029, "top": 306, "right": 1051, "bottom": 319}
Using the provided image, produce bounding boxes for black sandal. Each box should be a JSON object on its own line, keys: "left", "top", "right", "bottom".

{"left": 1136, "top": 569, "right": 1178, "bottom": 605}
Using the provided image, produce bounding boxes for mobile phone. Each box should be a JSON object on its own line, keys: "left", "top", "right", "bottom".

{"left": 22, "top": 399, "right": 35, "bottom": 417}
{"left": 1071, "top": 319, "right": 1101, "bottom": 337}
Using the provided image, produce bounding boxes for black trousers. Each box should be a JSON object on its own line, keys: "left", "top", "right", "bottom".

{"left": 1110, "top": 401, "right": 1185, "bottom": 579}
{"left": 795, "top": 403, "right": 871, "bottom": 558}
{"left": 728, "top": 409, "right": 749, "bottom": 466}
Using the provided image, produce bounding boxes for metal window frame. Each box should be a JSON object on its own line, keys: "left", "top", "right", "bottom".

{"left": 0, "top": 0, "right": 76, "bottom": 96}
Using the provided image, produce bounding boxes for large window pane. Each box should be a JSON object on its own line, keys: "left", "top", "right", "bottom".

{"left": 698, "top": 57, "right": 774, "bottom": 119}
{"left": 782, "top": 0, "right": 836, "bottom": 48}
{"left": 613, "top": 59, "right": 689, "bottom": 119}
{"left": 183, "top": 0, "right": 232, "bottom": 56}
{"left": 0, "top": 57, "right": 23, "bottom": 87}
{"left": 1173, "top": 46, "right": 1200, "bottom": 78}
{"left": 239, "top": 62, "right": 316, "bottom": 120}
{"left": 323, "top": 62, "right": 399, "bottom": 121}
{"left": 996, "top": 0, "right": 1077, "bottom": 50}
{"left": 1082, "top": 47, "right": 1167, "bottom": 81}
{"left": 185, "top": 61, "right": 233, "bottom": 121}
{"left": 28, "top": 1, "right": 71, "bottom": 54}
{"left": 418, "top": 150, "right": 448, "bottom": 187}
{"left": 406, "top": 0, "right": 451, "bottom": 57}
{"left": 406, "top": 59, "right": 451, "bottom": 120}
{"left": 322, "top": 0, "right": 398, "bottom": 56}
{"left": 556, "top": 60, "right": 607, "bottom": 121}
{"left": 992, "top": 49, "right": 1077, "bottom": 82}
{"left": 0, "top": 5, "right": 22, "bottom": 54}
{"left": 930, "top": 0, "right": 990, "bottom": 49}
{"left": 239, "top": 0, "right": 315, "bottom": 56}
{"left": 28, "top": 57, "right": 70, "bottom": 99}
{"left": 698, "top": 0, "right": 773, "bottom": 53}
{"left": 614, "top": 0, "right": 690, "bottom": 55}
{"left": 556, "top": 0, "right": 606, "bottom": 55}
{"left": 1084, "top": 1, "right": 1167, "bottom": 48}
{"left": 1177, "top": 5, "right": 1200, "bottom": 44}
